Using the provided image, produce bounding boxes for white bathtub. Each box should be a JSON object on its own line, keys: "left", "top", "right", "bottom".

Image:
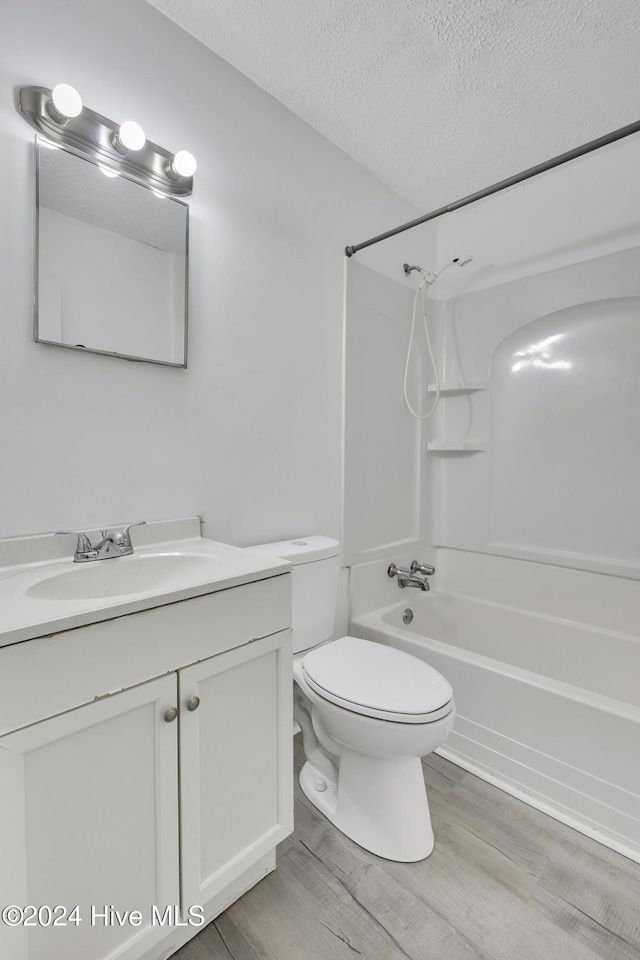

{"left": 352, "top": 591, "right": 640, "bottom": 863}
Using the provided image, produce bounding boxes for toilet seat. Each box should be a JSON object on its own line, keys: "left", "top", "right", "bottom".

{"left": 302, "top": 636, "right": 453, "bottom": 724}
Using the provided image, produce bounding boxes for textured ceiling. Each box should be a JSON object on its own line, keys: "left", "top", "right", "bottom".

{"left": 144, "top": 0, "right": 640, "bottom": 213}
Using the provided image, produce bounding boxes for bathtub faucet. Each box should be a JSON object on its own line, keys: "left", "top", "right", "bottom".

{"left": 400, "top": 575, "right": 430, "bottom": 591}
{"left": 387, "top": 563, "right": 431, "bottom": 591}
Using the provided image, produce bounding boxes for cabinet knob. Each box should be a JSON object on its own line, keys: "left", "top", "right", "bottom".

{"left": 186, "top": 696, "right": 200, "bottom": 712}
{"left": 164, "top": 707, "right": 178, "bottom": 723}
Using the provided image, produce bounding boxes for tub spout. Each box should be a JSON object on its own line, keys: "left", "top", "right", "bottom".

{"left": 398, "top": 575, "right": 430, "bottom": 591}
{"left": 388, "top": 563, "right": 430, "bottom": 590}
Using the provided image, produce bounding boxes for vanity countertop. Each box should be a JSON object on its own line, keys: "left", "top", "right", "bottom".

{"left": 0, "top": 517, "right": 290, "bottom": 649}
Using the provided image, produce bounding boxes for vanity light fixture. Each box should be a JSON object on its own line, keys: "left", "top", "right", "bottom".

{"left": 168, "top": 150, "right": 197, "bottom": 179}
{"left": 47, "top": 83, "right": 83, "bottom": 123}
{"left": 113, "top": 120, "right": 146, "bottom": 153}
{"left": 19, "top": 85, "right": 195, "bottom": 196}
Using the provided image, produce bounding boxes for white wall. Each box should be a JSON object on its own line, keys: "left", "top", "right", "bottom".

{"left": 0, "top": 0, "right": 419, "bottom": 544}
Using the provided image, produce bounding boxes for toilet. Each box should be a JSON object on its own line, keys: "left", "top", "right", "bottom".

{"left": 250, "top": 536, "right": 455, "bottom": 862}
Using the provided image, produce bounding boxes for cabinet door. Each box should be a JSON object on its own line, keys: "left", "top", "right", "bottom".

{"left": 179, "top": 629, "right": 293, "bottom": 909}
{"left": 0, "top": 675, "right": 180, "bottom": 960}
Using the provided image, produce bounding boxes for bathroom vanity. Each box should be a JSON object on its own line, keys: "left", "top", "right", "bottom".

{"left": 0, "top": 518, "right": 293, "bottom": 960}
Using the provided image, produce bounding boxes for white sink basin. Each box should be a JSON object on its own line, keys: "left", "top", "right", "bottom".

{"left": 25, "top": 553, "right": 223, "bottom": 601}
{"left": 0, "top": 520, "right": 291, "bottom": 649}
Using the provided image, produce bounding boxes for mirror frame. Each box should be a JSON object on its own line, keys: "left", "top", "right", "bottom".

{"left": 34, "top": 136, "right": 190, "bottom": 368}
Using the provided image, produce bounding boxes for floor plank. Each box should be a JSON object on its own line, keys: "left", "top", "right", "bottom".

{"left": 534, "top": 858, "right": 640, "bottom": 955}
{"left": 174, "top": 919, "right": 241, "bottom": 960}
{"left": 174, "top": 741, "right": 640, "bottom": 960}
{"left": 292, "top": 795, "right": 486, "bottom": 960}
{"left": 421, "top": 750, "right": 468, "bottom": 795}
{"left": 531, "top": 881, "right": 640, "bottom": 960}
{"left": 216, "top": 838, "right": 412, "bottom": 960}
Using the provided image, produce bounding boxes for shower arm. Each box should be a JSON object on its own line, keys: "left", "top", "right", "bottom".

{"left": 403, "top": 257, "right": 471, "bottom": 285}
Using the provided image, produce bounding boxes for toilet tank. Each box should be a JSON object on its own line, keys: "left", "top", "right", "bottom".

{"left": 248, "top": 537, "right": 340, "bottom": 653}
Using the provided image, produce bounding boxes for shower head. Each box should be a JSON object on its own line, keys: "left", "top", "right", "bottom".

{"left": 452, "top": 255, "right": 473, "bottom": 267}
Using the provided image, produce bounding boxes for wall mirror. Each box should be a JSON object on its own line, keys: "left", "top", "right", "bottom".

{"left": 35, "top": 138, "right": 188, "bottom": 366}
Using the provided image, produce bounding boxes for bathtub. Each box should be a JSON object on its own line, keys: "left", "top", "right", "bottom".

{"left": 351, "top": 591, "right": 640, "bottom": 863}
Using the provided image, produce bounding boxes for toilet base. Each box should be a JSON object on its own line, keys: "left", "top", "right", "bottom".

{"left": 299, "top": 749, "right": 434, "bottom": 862}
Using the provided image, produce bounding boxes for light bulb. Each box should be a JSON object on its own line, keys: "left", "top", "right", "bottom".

{"left": 116, "top": 120, "right": 146, "bottom": 152}
{"left": 50, "top": 84, "right": 83, "bottom": 120}
{"left": 169, "top": 150, "right": 197, "bottom": 178}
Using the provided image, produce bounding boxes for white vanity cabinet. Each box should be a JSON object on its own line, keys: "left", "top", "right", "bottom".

{"left": 0, "top": 674, "right": 181, "bottom": 960}
{"left": 179, "top": 630, "right": 292, "bottom": 910}
{"left": 0, "top": 572, "right": 293, "bottom": 960}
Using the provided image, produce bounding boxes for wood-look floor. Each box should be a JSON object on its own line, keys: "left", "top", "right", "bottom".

{"left": 175, "top": 738, "right": 640, "bottom": 960}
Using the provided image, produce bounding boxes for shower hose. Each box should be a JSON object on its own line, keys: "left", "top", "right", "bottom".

{"left": 403, "top": 277, "right": 440, "bottom": 420}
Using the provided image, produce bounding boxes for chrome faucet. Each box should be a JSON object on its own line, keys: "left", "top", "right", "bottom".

{"left": 400, "top": 574, "right": 430, "bottom": 591}
{"left": 387, "top": 563, "right": 428, "bottom": 591}
{"left": 56, "top": 522, "right": 146, "bottom": 562}
{"left": 387, "top": 560, "right": 436, "bottom": 591}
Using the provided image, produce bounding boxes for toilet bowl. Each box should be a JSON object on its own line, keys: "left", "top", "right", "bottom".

{"left": 294, "top": 636, "right": 454, "bottom": 861}
{"left": 248, "top": 537, "right": 455, "bottom": 863}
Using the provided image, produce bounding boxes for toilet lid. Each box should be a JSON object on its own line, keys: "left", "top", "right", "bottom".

{"left": 302, "top": 636, "right": 453, "bottom": 723}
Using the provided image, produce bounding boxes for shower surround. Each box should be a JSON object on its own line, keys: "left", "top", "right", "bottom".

{"left": 345, "top": 235, "right": 640, "bottom": 861}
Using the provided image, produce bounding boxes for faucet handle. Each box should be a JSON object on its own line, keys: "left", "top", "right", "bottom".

{"left": 55, "top": 530, "right": 96, "bottom": 559}
{"left": 103, "top": 520, "right": 146, "bottom": 554}
{"left": 410, "top": 560, "right": 435, "bottom": 577}
{"left": 388, "top": 563, "right": 411, "bottom": 579}
{"left": 120, "top": 520, "right": 146, "bottom": 544}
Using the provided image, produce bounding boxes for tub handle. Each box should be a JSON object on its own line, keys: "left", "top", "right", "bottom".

{"left": 411, "top": 561, "right": 436, "bottom": 577}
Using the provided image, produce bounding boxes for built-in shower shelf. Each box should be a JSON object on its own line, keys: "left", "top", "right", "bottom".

{"left": 427, "top": 379, "right": 488, "bottom": 395}
{"left": 427, "top": 441, "right": 488, "bottom": 454}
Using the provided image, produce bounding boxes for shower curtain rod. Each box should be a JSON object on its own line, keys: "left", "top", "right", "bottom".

{"left": 344, "top": 119, "right": 640, "bottom": 257}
